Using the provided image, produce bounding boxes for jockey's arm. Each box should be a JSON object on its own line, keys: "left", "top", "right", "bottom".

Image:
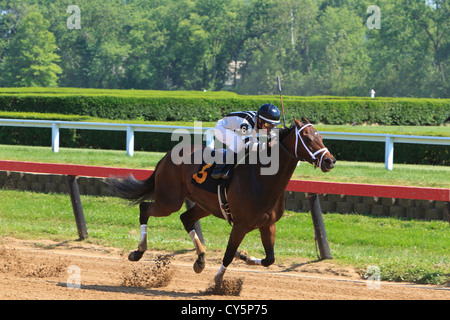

{"left": 244, "top": 129, "right": 277, "bottom": 152}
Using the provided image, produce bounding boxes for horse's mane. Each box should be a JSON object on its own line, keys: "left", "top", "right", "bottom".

{"left": 278, "top": 119, "right": 310, "bottom": 141}
{"left": 278, "top": 122, "right": 296, "bottom": 141}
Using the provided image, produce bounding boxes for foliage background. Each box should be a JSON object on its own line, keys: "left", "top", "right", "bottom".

{"left": 0, "top": 0, "right": 448, "bottom": 98}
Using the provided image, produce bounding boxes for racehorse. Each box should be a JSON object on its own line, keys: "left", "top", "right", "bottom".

{"left": 109, "top": 118, "right": 336, "bottom": 285}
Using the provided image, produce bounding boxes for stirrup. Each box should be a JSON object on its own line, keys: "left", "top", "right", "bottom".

{"left": 211, "top": 164, "right": 229, "bottom": 179}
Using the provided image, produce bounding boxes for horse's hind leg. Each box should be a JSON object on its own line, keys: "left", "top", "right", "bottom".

{"left": 129, "top": 198, "right": 183, "bottom": 262}
{"left": 128, "top": 202, "right": 153, "bottom": 261}
{"left": 180, "top": 203, "right": 210, "bottom": 273}
{"left": 125, "top": 152, "right": 188, "bottom": 262}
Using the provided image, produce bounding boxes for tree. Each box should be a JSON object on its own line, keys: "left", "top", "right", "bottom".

{"left": 237, "top": 0, "right": 370, "bottom": 96}
{"left": 0, "top": 0, "right": 446, "bottom": 97}
{"left": 121, "top": 8, "right": 167, "bottom": 90}
{"left": 234, "top": 0, "right": 283, "bottom": 94}
{"left": 309, "top": 6, "right": 370, "bottom": 96}
{"left": 363, "top": 0, "right": 449, "bottom": 98}
{"left": 123, "top": 0, "right": 244, "bottom": 91}
{"left": 53, "top": 0, "right": 130, "bottom": 88}
{"left": 402, "top": 0, "right": 449, "bottom": 97}
{"left": 2, "top": 10, "right": 61, "bottom": 87}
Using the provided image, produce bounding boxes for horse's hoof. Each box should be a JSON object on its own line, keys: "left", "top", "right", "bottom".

{"left": 193, "top": 252, "right": 205, "bottom": 274}
{"left": 128, "top": 250, "right": 144, "bottom": 261}
{"left": 193, "top": 260, "right": 205, "bottom": 273}
{"left": 214, "top": 274, "right": 223, "bottom": 287}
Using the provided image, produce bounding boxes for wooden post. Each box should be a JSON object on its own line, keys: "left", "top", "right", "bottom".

{"left": 66, "top": 175, "right": 88, "bottom": 240}
{"left": 446, "top": 202, "right": 450, "bottom": 226}
{"left": 308, "top": 193, "right": 332, "bottom": 260}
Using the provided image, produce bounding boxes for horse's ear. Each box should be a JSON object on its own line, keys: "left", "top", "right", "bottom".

{"left": 301, "top": 117, "right": 310, "bottom": 124}
{"left": 294, "top": 118, "right": 302, "bottom": 127}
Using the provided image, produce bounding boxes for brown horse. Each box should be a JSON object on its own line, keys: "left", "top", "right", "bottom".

{"left": 109, "top": 118, "right": 335, "bottom": 285}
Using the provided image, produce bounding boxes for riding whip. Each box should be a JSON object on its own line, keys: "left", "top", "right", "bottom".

{"left": 277, "top": 76, "right": 287, "bottom": 128}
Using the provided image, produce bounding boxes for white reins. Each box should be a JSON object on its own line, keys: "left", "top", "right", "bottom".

{"left": 295, "top": 124, "right": 329, "bottom": 169}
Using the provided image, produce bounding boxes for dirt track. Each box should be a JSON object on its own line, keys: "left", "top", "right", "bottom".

{"left": 0, "top": 237, "right": 448, "bottom": 300}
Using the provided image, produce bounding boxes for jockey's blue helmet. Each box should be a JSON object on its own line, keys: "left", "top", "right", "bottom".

{"left": 257, "top": 103, "right": 281, "bottom": 125}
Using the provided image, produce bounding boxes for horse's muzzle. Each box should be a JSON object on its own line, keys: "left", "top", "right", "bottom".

{"left": 321, "top": 156, "right": 336, "bottom": 172}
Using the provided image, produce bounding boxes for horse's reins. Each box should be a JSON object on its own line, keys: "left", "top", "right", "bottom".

{"left": 280, "top": 123, "right": 329, "bottom": 169}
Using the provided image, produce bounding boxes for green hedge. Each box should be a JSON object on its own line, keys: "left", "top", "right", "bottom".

{"left": 0, "top": 88, "right": 449, "bottom": 125}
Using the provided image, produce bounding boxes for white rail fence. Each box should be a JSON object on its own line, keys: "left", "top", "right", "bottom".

{"left": 1, "top": 118, "right": 449, "bottom": 170}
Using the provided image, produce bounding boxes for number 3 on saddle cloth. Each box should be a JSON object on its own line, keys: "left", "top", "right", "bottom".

{"left": 191, "top": 154, "right": 234, "bottom": 226}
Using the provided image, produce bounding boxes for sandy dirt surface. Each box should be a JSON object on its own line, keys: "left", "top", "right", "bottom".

{"left": 0, "top": 237, "right": 448, "bottom": 300}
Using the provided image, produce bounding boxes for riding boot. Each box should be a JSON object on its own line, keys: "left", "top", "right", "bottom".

{"left": 212, "top": 149, "right": 230, "bottom": 179}
{"left": 211, "top": 163, "right": 232, "bottom": 179}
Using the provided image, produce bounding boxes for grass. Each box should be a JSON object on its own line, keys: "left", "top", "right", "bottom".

{"left": 0, "top": 189, "right": 448, "bottom": 285}
{"left": 0, "top": 144, "right": 165, "bottom": 170}
{"left": 316, "top": 124, "right": 450, "bottom": 137}
{"left": 0, "top": 144, "right": 449, "bottom": 188}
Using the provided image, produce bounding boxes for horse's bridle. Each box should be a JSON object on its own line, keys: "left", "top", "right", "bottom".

{"left": 279, "top": 123, "right": 329, "bottom": 169}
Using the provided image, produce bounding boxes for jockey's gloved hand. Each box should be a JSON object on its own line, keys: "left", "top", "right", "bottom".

{"left": 269, "top": 139, "right": 278, "bottom": 148}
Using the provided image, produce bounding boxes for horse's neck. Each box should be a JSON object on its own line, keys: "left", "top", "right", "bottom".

{"left": 242, "top": 144, "right": 298, "bottom": 197}
{"left": 259, "top": 148, "right": 298, "bottom": 193}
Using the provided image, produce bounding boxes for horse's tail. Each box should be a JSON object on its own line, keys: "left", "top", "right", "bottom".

{"left": 109, "top": 159, "right": 162, "bottom": 205}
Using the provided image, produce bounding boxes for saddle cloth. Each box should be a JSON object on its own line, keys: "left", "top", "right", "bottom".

{"left": 191, "top": 161, "right": 234, "bottom": 225}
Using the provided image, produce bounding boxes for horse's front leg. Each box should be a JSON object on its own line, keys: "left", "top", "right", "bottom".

{"left": 215, "top": 224, "right": 248, "bottom": 285}
{"left": 259, "top": 224, "right": 276, "bottom": 267}
{"left": 236, "top": 224, "right": 276, "bottom": 267}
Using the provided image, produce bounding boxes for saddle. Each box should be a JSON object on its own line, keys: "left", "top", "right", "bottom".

{"left": 191, "top": 161, "right": 234, "bottom": 226}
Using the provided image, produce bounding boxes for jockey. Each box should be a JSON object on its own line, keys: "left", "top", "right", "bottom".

{"left": 211, "top": 103, "right": 281, "bottom": 179}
